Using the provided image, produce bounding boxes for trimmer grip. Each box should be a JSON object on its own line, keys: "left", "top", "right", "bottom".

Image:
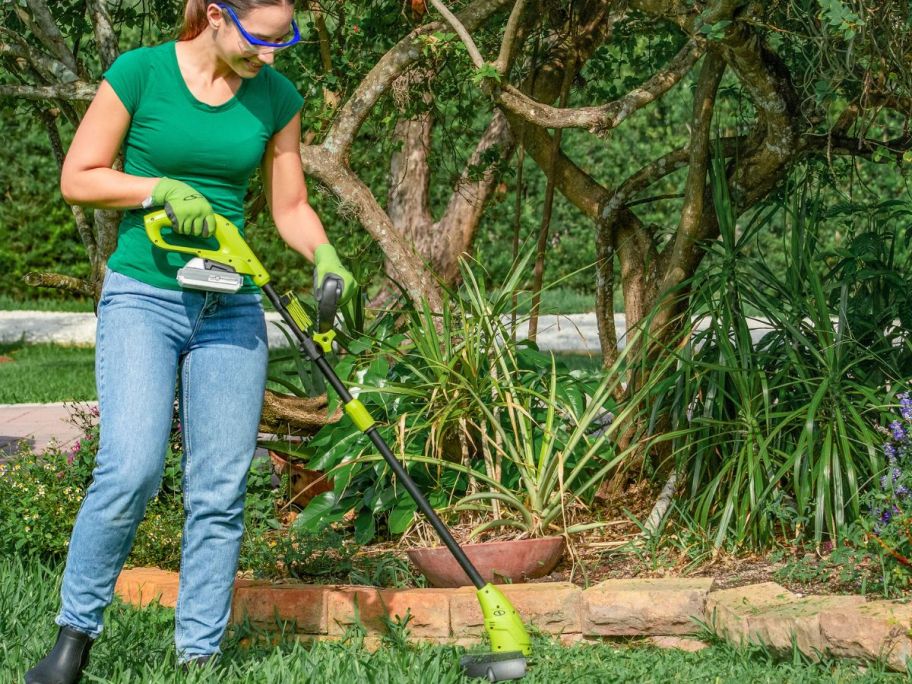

{"left": 144, "top": 210, "right": 271, "bottom": 287}
{"left": 316, "top": 274, "right": 343, "bottom": 333}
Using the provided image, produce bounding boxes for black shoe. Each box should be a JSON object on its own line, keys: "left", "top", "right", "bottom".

{"left": 24, "top": 626, "right": 94, "bottom": 684}
{"left": 180, "top": 655, "right": 216, "bottom": 674}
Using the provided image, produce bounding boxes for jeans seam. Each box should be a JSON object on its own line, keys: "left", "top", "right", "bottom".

{"left": 181, "top": 354, "right": 192, "bottom": 514}
{"left": 175, "top": 353, "right": 193, "bottom": 645}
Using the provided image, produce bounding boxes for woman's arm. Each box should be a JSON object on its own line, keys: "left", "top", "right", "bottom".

{"left": 261, "top": 112, "right": 329, "bottom": 262}
{"left": 60, "top": 80, "right": 159, "bottom": 209}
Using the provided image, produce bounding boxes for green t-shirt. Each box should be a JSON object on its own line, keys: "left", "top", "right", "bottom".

{"left": 103, "top": 41, "right": 304, "bottom": 292}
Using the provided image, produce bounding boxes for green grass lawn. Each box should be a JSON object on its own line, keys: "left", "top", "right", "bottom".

{"left": 0, "top": 343, "right": 330, "bottom": 404}
{"left": 1, "top": 554, "right": 902, "bottom": 683}
{"left": 0, "top": 342, "right": 604, "bottom": 404}
{"left": 0, "top": 294, "right": 95, "bottom": 312}
{"left": 0, "top": 343, "right": 96, "bottom": 403}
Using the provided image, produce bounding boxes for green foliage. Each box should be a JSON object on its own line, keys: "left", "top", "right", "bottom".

{"left": 769, "top": 537, "right": 907, "bottom": 598}
{"left": 0, "top": 448, "right": 88, "bottom": 559}
{"left": 240, "top": 523, "right": 428, "bottom": 588}
{"left": 650, "top": 156, "right": 910, "bottom": 548}
{"left": 0, "top": 110, "right": 85, "bottom": 302}
{"left": 287, "top": 254, "right": 619, "bottom": 543}
{"left": 0, "top": 403, "right": 279, "bottom": 571}
{"left": 816, "top": 0, "right": 863, "bottom": 40}
{"left": 241, "top": 524, "right": 358, "bottom": 582}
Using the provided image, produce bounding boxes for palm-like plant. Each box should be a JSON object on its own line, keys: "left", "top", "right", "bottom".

{"left": 650, "top": 157, "right": 906, "bottom": 548}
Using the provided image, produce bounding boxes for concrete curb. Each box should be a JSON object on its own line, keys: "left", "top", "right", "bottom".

{"left": 115, "top": 569, "right": 912, "bottom": 670}
{"left": 0, "top": 311, "right": 614, "bottom": 353}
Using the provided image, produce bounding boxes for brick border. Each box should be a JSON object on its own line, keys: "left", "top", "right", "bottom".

{"left": 115, "top": 569, "right": 912, "bottom": 671}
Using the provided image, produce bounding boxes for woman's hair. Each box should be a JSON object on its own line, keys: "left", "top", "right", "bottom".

{"left": 179, "top": 0, "right": 294, "bottom": 41}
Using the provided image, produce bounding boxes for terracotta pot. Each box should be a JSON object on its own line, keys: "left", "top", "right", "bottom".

{"left": 406, "top": 536, "right": 564, "bottom": 588}
{"left": 268, "top": 450, "right": 333, "bottom": 509}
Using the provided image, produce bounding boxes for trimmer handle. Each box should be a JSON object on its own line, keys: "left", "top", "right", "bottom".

{"left": 315, "top": 274, "right": 343, "bottom": 334}
{"left": 144, "top": 210, "right": 271, "bottom": 287}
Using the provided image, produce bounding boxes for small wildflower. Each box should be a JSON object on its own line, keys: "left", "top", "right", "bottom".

{"left": 885, "top": 443, "right": 898, "bottom": 463}
{"left": 890, "top": 420, "right": 906, "bottom": 442}
{"left": 899, "top": 392, "right": 912, "bottom": 420}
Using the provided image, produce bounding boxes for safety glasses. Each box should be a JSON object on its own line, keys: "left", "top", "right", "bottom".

{"left": 217, "top": 3, "right": 301, "bottom": 53}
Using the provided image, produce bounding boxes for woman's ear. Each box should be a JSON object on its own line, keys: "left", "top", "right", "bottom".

{"left": 206, "top": 2, "right": 222, "bottom": 30}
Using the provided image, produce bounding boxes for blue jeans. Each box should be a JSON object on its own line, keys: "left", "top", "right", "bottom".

{"left": 56, "top": 269, "right": 268, "bottom": 662}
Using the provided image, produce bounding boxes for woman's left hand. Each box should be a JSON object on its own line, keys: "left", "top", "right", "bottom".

{"left": 313, "top": 243, "right": 358, "bottom": 306}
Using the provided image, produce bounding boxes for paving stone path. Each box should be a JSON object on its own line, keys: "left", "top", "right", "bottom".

{"left": 0, "top": 402, "right": 89, "bottom": 462}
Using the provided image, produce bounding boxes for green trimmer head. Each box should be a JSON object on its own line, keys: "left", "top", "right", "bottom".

{"left": 459, "top": 583, "right": 530, "bottom": 680}
{"left": 144, "top": 211, "right": 532, "bottom": 680}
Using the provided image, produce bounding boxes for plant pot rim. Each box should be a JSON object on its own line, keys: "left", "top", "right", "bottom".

{"left": 405, "top": 535, "right": 564, "bottom": 554}
{"left": 405, "top": 535, "right": 565, "bottom": 587}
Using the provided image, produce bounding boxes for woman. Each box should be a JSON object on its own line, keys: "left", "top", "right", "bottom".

{"left": 26, "top": 1, "right": 355, "bottom": 681}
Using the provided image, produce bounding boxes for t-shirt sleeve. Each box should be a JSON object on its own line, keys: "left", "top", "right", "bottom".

{"left": 102, "top": 47, "right": 150, "bottom": 115}
{"left": 268, "top": 70, "right": 305, "bottom": 135}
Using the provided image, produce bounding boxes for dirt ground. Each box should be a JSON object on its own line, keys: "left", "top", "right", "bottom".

{"left": 380, "top": 481, "right": 909, "bottom": 598}
{"left": 273, "top": 480, "right": 910, "bottom": 599}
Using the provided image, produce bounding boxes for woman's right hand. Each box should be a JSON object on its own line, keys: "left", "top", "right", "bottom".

{"left": 152, "top": 178, "right": 215, "bottom": 238}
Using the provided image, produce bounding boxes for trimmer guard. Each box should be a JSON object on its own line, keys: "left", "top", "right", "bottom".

{"left": 478, "top": 583, "right": 531, "bottom": 655}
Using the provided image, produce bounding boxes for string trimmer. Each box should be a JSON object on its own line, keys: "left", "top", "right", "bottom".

{"left": 144, "top": 211, "right": 531, "bottom": 682}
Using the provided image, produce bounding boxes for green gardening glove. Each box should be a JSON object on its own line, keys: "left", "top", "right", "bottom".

{"left": 313, "top": 243, "right": 357, "bottom": 308}
{"left": 151, "top": 178, "right": 215, "bottom": 238}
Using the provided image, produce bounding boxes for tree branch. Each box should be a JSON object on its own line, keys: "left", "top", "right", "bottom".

{"left": 0, "top": 82, "right": 97, "bottom": 101}
{"left": 0, "top": 29, "right": 78, "bottom": 83}
{"left": 496, "top": 39, "right": 704, "bottom": 134}
{"left": 22, "top": 272, "right": 93, "bottom": 298}
{"left": 304, "top": 1, "right": 335, "bottom": 75}
{"left": 651, "top": 50, "right": 726, "bottom": 338}
{"left": 495, "top": 0, "right": 527, "bottom": 76}
{"left": 300, "top": 144, "right": 443, "bottom": 311}
{"left": 387, "top": 110, "right": 434, "bottom": 239}
{"left": 716, "top": 24, "right": 801, "bottom": 208}
{"left": 435, "top": 110, "right": 515, "bottom": 282}
{"left": 427, "top": 0, "right": 486, "bottom": 69}
{"left": 86, "top": 0, "right": 119, "bottom": 70}
{"left": 322, "top": 0, "right": 512, "bottom": 161}
{"left": 23, "top": 0, "right": 80, "bottom": 76}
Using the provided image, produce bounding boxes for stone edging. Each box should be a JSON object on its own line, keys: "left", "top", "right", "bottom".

{"left": 114, "top": 570, "right": 912, "bottom": 671}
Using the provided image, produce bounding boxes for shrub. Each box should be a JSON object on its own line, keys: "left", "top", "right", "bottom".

{"left": 0, "top": 403, "right": 281, "bottom": 573}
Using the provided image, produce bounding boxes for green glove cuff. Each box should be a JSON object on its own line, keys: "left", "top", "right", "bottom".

{"left": 314, "top": 243, "right": 342, "bottom": 267}
{"left": 151, "top": 177, "right": 185, "bottom": 205}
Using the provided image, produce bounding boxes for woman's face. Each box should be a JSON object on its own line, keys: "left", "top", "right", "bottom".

{"left": 208, "top": 2, "right": 295, "bottom": 77}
